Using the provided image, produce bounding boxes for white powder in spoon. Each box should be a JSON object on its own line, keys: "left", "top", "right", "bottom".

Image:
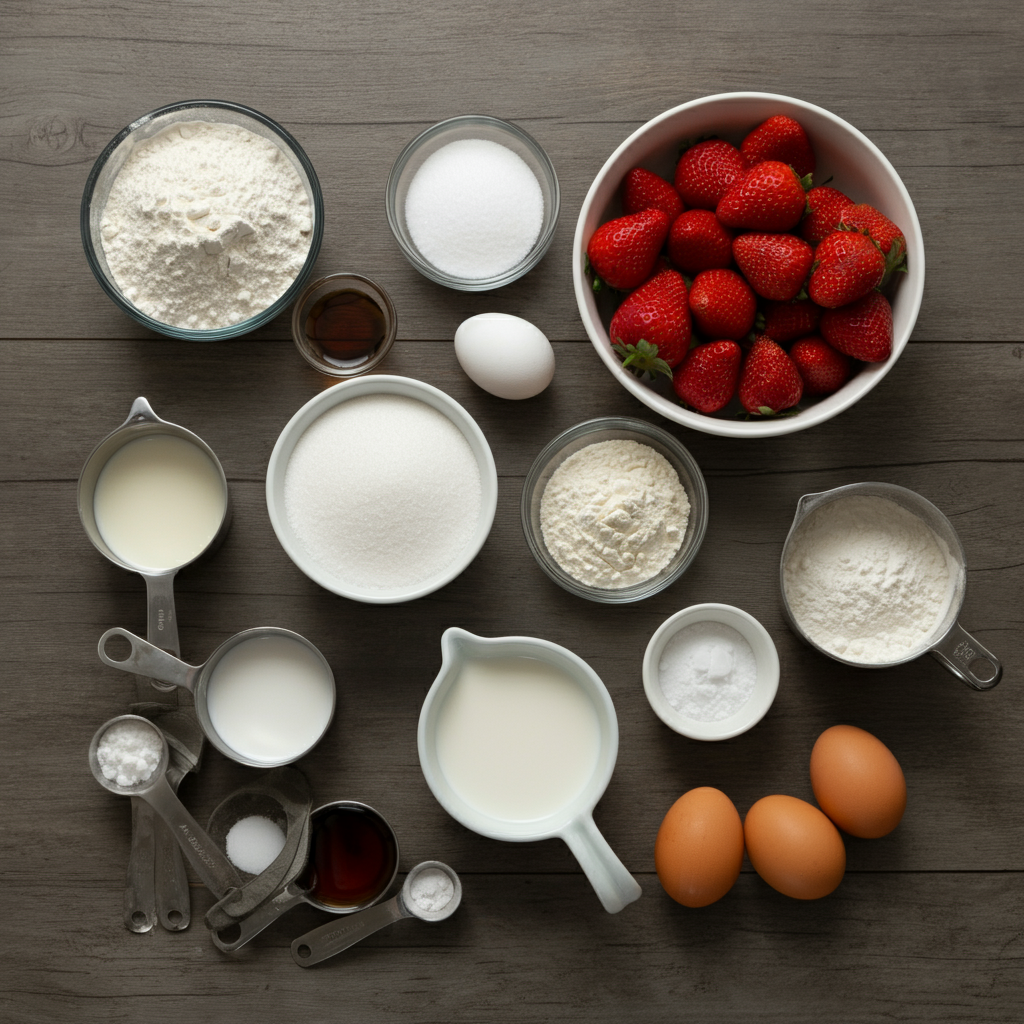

{"left": 225, "top": 815, "right": 287, "bottom": 875}
{"left": 409, "top": 868, "right": 455, "bottom": 913}
{"left": 283, "top": 395, "right": 483, "bottom": 590}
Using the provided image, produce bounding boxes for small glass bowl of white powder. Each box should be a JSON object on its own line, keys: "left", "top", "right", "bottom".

{"left": 642, "top": 604, "right": 781, "bottom": 740}
{"left": 386, "top": 115, "right": 560, "bottom": 291}
{"left": 81, "top": 100, "right": 323, "bottom": 340}
{"left": 521, "top": 417, "right": 708, "bottom": 603}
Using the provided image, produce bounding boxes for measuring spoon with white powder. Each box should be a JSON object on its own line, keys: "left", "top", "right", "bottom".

{"left": 290, "top": 861, "right": 462, "bottom": 968}
{"left": 98, "top": 627, "right": 336, "bottom": 766}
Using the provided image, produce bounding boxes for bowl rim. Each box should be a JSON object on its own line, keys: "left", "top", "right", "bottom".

{"left": 265, "top": 374, "right": 498, "bottom": 604}
{"left": 385, "top": 113, "right": 561, "bottom": 292}
{"left": 81, "top": 98, "right": 325, "bottom": 341}
{"left": 573, "top": 90, "right": 926, "bottom": 438}
{"left": 520, "top": 415, "right": 709, "bottom": 603}
{"left": 641, "top": 602, "right": 781, "bottom": 740}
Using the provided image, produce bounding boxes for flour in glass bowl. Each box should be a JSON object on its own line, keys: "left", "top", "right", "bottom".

{"left": 783, "top": 494, "right": 956, "bottom": 664}
{"left": 99, "top": 121, "right": 312, "bottom": 330}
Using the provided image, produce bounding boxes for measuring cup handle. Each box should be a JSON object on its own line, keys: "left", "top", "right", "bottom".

{"left": 211, "top": 886, "right": 308, "bottom": 953}
{"left": 291, "top": 897, "right": 408, "bottom": 968}
{"left": 98, "top": 628, "right": 197, "bottom": 692}
{"left": 930, "top": 622, "right": 1003, "bottom": 690}
{"left": 143, "top": 571, "right": 180, "bottom": 658}
{"left": 142, "top": 774, "right": 243, "bottom": 898}
{"left": 560, "top": 814, "right": 642, "bottom": 915}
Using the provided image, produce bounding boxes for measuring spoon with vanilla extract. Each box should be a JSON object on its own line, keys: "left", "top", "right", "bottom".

{"left": 211, "top": 800, "right": 398, "bottom": 953}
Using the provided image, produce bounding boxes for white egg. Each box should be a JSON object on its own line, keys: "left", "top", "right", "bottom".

{"left": 454, "top": 313, "right": 555, "bottom": 400}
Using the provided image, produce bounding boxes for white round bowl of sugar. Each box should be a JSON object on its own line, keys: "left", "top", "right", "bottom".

{"left": 266, "top": 375, "right": 498, "bottom": 603}
{"left": 642, "top": 604, "right": 780, "bottom": 741}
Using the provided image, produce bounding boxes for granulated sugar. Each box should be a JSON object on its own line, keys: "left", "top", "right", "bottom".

{"left": 283, "top": 395, "right": 482, "bottom": 590}
{"left": 225, "top": 815, "right": 287, "bottom": 875}
{"left": 404, "top": 138, "right": 543, "bottom": 279}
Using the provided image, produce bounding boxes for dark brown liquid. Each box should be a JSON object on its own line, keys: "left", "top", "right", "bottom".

{"left": 305, "top": 290, "right": 386, "bottom": 363}
{"left": 308, "top": 806, "right": 397, "bottom": 908}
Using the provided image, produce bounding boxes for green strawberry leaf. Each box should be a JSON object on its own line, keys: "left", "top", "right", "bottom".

{"left": 612, "top": 339, "right": 673, "bottom": 381}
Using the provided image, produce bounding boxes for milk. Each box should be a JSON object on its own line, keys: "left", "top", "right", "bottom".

{"left": 434, "top": 657, "right": 601, "bottom": 821}
{"left": 93, "top": 434, "right": 225, "bottom": 571}
{"left": 205, "top": 634, "right": 333, "bottom": 764}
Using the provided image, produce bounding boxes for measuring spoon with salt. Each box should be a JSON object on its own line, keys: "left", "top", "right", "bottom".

{"left": 290, "top": 861, "right": 461, "bottom": 968}
{"left": 89, "top": 715, "right": 243, "bottom": 900}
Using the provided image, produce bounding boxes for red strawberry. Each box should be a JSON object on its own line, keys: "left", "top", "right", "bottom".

{"left": 808, "top": 231, "right": 886, "bottom": 308}
{"left": 673, "top": 340, "right": 742, "bottom": 413}
{"left": 610, "top": 269, "right": 692, "bottom": 373}
{"left": 819, "top": 292, "right": 893, "bottom": 362}
{"left": 732, "top": 233, "right": 814, "bottom": 301}
{"left": 789, "top": 335, "right": 852, "bottom": 395}
{"left": 688, "top": 269, "right": 757, "bottom": 340}
{"left": 837, "top": 203, "right": 907, "bottom": 280}
{"left": 674, "top": 139, "right": 746, "bottom": 209}
{"left": 740, "top": 115, "right": 816, "bottom": 177}
{"left": 799, "top": 186, "right": 854, "bottom": 245}
{"left": 717, "top": 160, "right": 810, "bottom": 232}
{"left": 738, "top": 336, "right": 804, "bottom": 415}
{"left": 586, "top": 209, "right": 670, "bottom": 291}
{"left": 760, "top": 299, "right": 821, "bottom": 343}
{"left": 622, "top": 167, "right": 684, "bottom": 221}
{"left": 667, "top": 209, "right": 734, "bottom": 273}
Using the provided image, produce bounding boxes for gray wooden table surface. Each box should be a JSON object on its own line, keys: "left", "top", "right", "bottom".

{"left": 2, "top": 1, "right": 1022, "bottom": 1021}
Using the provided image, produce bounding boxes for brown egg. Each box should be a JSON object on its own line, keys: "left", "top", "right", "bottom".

{"left": 810, "top": 724, "right": 907, "bottom": 838}
{"left": 744, "top": 794, "right": 846, "bottom": 900}
{"left": 655, "top": 787, "right": 744, "bottom": 907}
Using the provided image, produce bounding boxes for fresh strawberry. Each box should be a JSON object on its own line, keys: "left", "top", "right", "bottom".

{"left": 622, "top": 167, "right": 684, "bottom": 221}
{"left": 667, "top": 209, "right": 734, "bottom": 273}
{"left": 717, "top": 160, "right": 810, "bottom": 232}
{"left": 799, "top": 186, "right": 854, "bottom": 245}
{"left": 738, "top": 336, "right": 804, "bottom": 415}
{"left": 674, "top": 139, "right": 746, "bottom": 209}
{"left": 760, "top": 299, "right": 821, "bottom": 343}
{"left": 740, "top": 115, "right": 816, "bottom": 177}
{"left": 688, "top": 269, "right": 757, "bottom": 340}
{"left": 732, "top": 233, "right": 814, "bottom": 301}
{"left": 789, "top": 335, "right": 852, "bottom": 395}
{"left": 673, "top": 340, "right": 742, "bottom": 413}
{"left": 609, "top": 269, "right": 692, "bottom": 373}
{"left": 586, "top": 209, "right": 670, "bottom": 291}
{"left": 819, "top": 292, "right": 893, "bottom": 362}
{"left": 807, "top": 231, "right": 886, "bottom": 308}
{"left": 838, "top": 203, "right": 907, "bottom": 280}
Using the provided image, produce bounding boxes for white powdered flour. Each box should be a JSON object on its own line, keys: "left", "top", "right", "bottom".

{"left": 783, "top": 494, "right": 956, "bottom": 664}
{"left": 283, "top": 395, "right": 482, "bottom": 591}
{"left": 540, "top": 440, "right": 690, "bottom": 589}
{"left": 100, "top": 121, "right": 312, "bottom": 329}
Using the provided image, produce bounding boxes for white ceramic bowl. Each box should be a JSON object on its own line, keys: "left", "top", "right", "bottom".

{"left": 266, "top": 376, "right": 498, "bottom": 603}
{"left": 642, "top": 603, "right": 780, "bottom": 740}
{"left": 573, "top": 92, "right": 925, "bottom": 438}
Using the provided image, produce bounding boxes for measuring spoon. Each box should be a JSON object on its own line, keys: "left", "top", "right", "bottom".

{"left": 290, "top": 861, "right": 461, "bottom": 968}
{"left": 89, "top": 716, "right": 243, "bottom": 899}
{"left": 208, "top": 800, "right": 397, "bottom": 953}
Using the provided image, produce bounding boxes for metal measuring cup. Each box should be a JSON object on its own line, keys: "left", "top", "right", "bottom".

{"left": 208, "top": 800, "right": 399, "bottom": 953}
{"left": 290, "top": 861, "right": 462, "bottom": 968}
{"left": 780, "top": 482, "right": 1002, "bottom": 689}
{"left": 89, "top": 716, "right": 243, "bottom": 899}
{"left": 98, "top": 626, "right": 336, "bottom": 767}
{"left": 79, "top": 397, "right": 230, "bottom": 933}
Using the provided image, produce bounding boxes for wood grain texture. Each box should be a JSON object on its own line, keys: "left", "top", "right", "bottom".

{"left": 1, "top": 1, "right": 1022, "bottom": 1021}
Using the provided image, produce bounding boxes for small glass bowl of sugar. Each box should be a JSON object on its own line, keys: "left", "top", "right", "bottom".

{"left": 642, "top": 604, "right": 780, "bottom": 741}
{"left": 386, "top": 115, "right": 560, "bottom": 291}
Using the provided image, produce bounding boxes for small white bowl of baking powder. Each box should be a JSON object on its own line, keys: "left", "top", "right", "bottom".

{"left": 642, "top": 604, "right": 780, "bottom": 741}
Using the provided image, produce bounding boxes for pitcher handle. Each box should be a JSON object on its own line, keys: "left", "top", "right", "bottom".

{"left": 560, "top": 814, "right": 641, "bottom": 914}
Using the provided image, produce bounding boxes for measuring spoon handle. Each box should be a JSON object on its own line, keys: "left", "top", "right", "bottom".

{"left": 291, "top": 897, "right": 409, "bottom": 968}
{"left": 98, "top": 627, "right": 200, "bottom": 692}
{"left": 140, "top": 773, "right": 243, "bottom": 898}
{"left": 211, "top": 884, "right": 310, "bottom": 953}
{"left": 930, "top": 621, "right": 1003, "bottom": 690}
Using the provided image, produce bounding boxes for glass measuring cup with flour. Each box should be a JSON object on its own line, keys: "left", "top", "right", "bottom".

{"left": 780, "top": 482, "right": 1001, "bottom": 689}
{"left": 418, "top": 628, "right": 641, "bottom": 915}
{"left": 79, "top": 397, "right": 230, "bottom": 933}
